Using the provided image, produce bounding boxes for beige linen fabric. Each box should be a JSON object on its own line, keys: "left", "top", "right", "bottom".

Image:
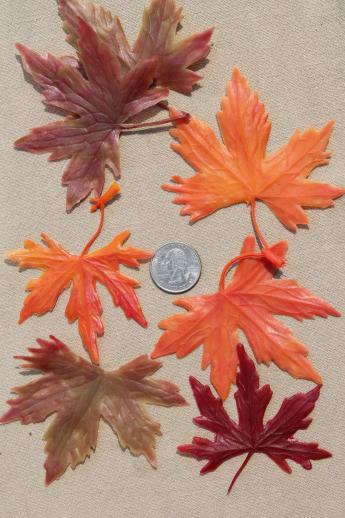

{"left": 1, "top": 1, "right": 345, "bottom": 517}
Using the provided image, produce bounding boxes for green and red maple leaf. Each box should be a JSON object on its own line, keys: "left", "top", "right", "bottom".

{"left": 1, "top": 336, "right": 187, "bottom": 484}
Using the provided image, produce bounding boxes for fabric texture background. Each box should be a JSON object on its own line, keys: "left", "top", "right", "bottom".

{"left": 0, "top": 1, "right": 344, "bottom": 517}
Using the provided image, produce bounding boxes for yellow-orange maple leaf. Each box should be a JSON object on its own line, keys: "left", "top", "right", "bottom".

{"left": 163, "top": 68, "right": 345, "bottom": 230}
{"left": 8, "top": 230, "right": 152, "bottom": 364}
{"left": 152, "top": 236, "right": 340, "bottom": 400}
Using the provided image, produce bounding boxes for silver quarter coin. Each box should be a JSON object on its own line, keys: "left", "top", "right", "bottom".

{"left": 150, "top": 242, "right": 201, "bottom": 294}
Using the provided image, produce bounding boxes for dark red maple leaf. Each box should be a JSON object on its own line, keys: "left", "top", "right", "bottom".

{"left": 178, "top": 344, "right": 331, "bottom": 493}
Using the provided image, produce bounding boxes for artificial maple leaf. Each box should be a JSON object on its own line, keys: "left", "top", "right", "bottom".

{"left": 15, "top": 18, "right": 169, "bottom": 210}
{"left": 163, "top": 67, "right": 345, "bottom": 230}
{"left": 0, "top": 336, "right": 187, "bottom": 485}
{"left": 152, "top": 235, "right": 340, "bottom": 400}
{"left": 178, "top": 344, "right": 332, "bottom": 493}
{"left": 59, "top": 0, "right": 136, "bottom": 69}
{"left": 132, "top": 0, "right": 213, "bottom": 93}
{"left": 8, "top": 226, "right": 152, "bottom": 364}
{"left": 59, "top": 0, "right": 214, "bottom": 93}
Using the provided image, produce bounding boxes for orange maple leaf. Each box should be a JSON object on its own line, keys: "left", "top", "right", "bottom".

{"left": 163, "top": 68, "right": 345, "bottom": 230}
{"left": 8, "top": 191, "right": 152, "bottom": 364}
{"left": 152, "top": 236, "right": 340, "bottom": 400}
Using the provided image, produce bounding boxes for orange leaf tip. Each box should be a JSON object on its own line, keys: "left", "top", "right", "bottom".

{"left": 90, "top": 182, "right": 120, "bottom": 212}
{"left": 262, "top": 247, "right": 286, "bottom": 269}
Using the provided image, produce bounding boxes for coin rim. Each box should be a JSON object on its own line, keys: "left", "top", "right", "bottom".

{"left": 149, "top": 242, "right": 202, "bottom": 294}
